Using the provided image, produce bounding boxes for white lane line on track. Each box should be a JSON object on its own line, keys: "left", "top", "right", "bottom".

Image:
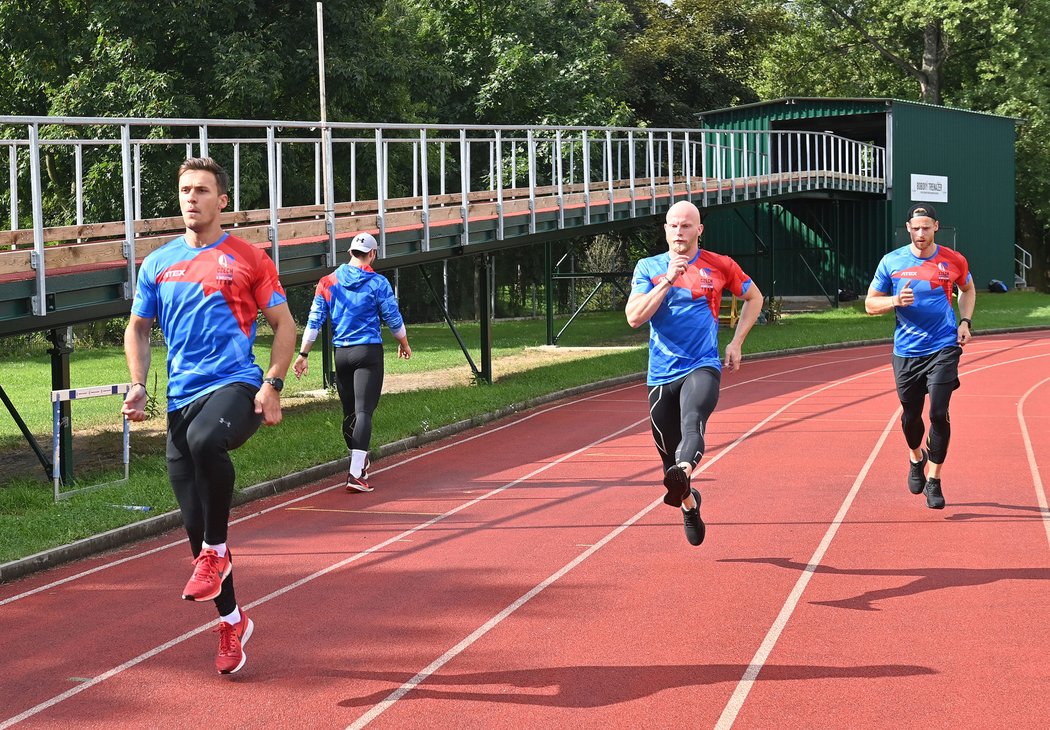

{"left": 0, "top": 382, "right": 643, "bottom": 607}
{"left": 713, "top": 408, "right": 901, "bottom": 730}
{"left": 2, "top": 355, "right": 887, "bottom": 728}
{"left": 7, "top": 346, "right": 1044, "bottom": 726}
{"left": 345, "top": 365, "right": 892, "bottom": 729}
{"left": 1018, "top": 376, "right": 1050, "bottom": 549}
{"left": 714, "top": 349, "right": 1050, "bottom": 729}
{"left": 0, "top": 417, "right": 647, "bottom": 730}
{"left": 0, "top": 350, "right": 888, "bottom": 607}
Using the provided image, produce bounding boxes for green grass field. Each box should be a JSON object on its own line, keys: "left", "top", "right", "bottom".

{"left": 1, "top": 290, "right": 1047, "bottom": 563}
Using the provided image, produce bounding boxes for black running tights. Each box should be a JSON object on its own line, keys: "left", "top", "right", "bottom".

{"left": 900, "top": 380, "right": 954, "bottom": 465}
{"left": 334, "top": 344, "right": 385, "bottom": 451}
{"left": 167, "top": 382, "right": 261, "bottom": 615}
{"left": 647, "top": 367, "right": 721, "bottom": 472}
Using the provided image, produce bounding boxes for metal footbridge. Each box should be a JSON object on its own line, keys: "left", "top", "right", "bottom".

{"left": 1, "top": 115, "right": 887, "bottom": 336}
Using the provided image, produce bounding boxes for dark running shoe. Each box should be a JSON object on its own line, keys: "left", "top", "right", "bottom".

{"left": 345, "top": 473, "right": 373, "bottom": 493}
{"left": 908, "top": 450, "right": 929, "bottom": 495}
{"left": 682, "top": 488, "right": 705, "bottom": 546}
{"left": 663, "top": 465, "right": 691, "bottom": 507}
{"left": 924, "top": 477, "right": 945, "bottom": 509}
{"left": 361, "top": 456, "right": 370, "bottom": 480}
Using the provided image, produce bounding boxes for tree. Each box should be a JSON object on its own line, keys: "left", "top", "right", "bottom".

{"left": 752, "top": 0, "right": 1050, "bottom": 290}
{"left": 620, "top": 0, "right": 779, "bottom": 128}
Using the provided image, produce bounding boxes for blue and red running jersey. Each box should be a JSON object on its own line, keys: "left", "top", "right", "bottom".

{"left": 305, "top": 264, "right": 405, "bottom": 346}
{"left": 869, "top": 244, "right": 972, "bottom": 357}
{"left": 131, "top": 232, "right": 287, "bottom": 410}
{"left": 631, "top": 248, "right": 753, "bottom": 385}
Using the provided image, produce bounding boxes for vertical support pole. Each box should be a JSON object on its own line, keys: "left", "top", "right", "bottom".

{"left": 628, "top": 130, "right": 637, "bottom": 218}
{"left": 266, "top": 126, "right": 281, "bottom": 272}
{"left": 74, "top": 144, "right": 83, "bottom": 234}
{"left": 582, "top": 131, "right": 591, "bottom": 225}
{"left": 479, "top": 254, "right": 493, "bottom": 384}
{"left": 375, "top": 128, "right": 386, "bottom": 255}
{"left": 48, "top": 327, "right": 73, "bottom": 485}
{"left": 527, "top": 130, "right": 537, "bottom": 234}
{"left": 544, "top": 240, "right": 554, "bottom": 345}
{"left": 555, "top": 130, "right": 564, "bottom": 229}
{"left": 494, "top": 129, "right": 504, "bottom": 240}
{"left": 460, "top": 129, "right": 470, "bottom": 246}
{"left": 420, "top": 129, "right": 431, "bottom": 251}
{"left": 8, "top": 145, "right": 18, "bottom": 243}
{"left": 28, "top": 123, "right": 47, "bottom": 315}
{"left": 120, "top": 125, "right": 137, "bottom": 299}
{"left": 233, "top": 142, "right": 241, "bottom": 212}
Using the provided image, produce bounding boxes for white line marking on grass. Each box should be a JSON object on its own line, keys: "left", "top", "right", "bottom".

{"left": 1018, "top": 376, "right": 1050, "bottom": 549}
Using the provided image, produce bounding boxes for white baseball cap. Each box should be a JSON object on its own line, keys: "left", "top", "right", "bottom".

{"left": 349, "top": 232, "right": 378, "bottom": 253}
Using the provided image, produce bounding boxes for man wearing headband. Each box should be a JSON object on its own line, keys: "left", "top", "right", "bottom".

{"left": 866, "top": 203, "right": 976, "bottom": 509}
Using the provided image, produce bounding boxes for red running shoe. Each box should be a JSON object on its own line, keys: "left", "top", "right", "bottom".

{"left": 182, "top": 548, "right": 231, "bottom": 601}
{"left": 345, "top": 473, "right": 373, "bottom": 493}
{"left": 215, "top": 611, "right": 254, "bottom": 674}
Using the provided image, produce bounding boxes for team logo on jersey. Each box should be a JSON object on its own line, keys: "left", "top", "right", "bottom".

{"left": 160, "top": 269, "right": 186, "bottom": 281}
{"left": 216, "top": 253, "right": 235, "bottom": 283}
{"left": 937, "top": 261, "right": 951, "bottom": 282}
{"left": 696, "top": 267, "right": 715, "bottom": 291}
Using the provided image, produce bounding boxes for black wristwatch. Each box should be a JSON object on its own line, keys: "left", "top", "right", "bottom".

{"left": 959, "top": 318, "right": 972, "bottom": 329}
{"left": 263, "top": 377, "right": 284, "bottom": 392}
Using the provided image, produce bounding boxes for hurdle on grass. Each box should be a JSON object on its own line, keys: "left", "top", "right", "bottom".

{"left": 51, "top": 383, "right": 131, "bottom": 502}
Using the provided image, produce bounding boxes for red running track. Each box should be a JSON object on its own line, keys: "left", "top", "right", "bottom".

{"left": 2, "top": 332, "right": 1049, "bottom": 729}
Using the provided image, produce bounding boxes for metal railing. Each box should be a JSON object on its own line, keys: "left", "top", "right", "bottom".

{"left": 1015, "top": 243, "right": 1032, "bottom": 289}
{"left": 1, "top": 115, "right": 887, "bottom": 317}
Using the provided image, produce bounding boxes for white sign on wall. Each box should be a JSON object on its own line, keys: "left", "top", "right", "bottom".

{"left": 910, "top": 174, "right": 948, "bottom": 203}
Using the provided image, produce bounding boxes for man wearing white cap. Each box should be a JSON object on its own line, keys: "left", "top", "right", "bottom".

{"left": 293, "top": 232, "right": 411, "bottom": 491}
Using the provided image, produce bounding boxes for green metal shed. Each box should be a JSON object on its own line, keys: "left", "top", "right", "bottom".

{"left": 694, "top": 98, "right": 1018, "bottom": 300}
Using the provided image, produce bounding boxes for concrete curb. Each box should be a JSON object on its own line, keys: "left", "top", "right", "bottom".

{"left": 4, "top": 325, "right": 1045, "bottom": 584}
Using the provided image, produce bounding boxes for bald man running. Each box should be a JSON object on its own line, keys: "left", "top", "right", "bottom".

{"left": 626, "top": 201, "right": 763, "bottom": 546}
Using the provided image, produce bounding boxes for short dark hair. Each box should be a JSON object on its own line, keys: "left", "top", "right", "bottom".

{"left": 177, "top": 157, "right": 229, "bottom": 197}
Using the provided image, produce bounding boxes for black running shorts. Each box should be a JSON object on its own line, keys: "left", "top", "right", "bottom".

{"left": 891, "top": 345, "right": 962, "bottom": 403}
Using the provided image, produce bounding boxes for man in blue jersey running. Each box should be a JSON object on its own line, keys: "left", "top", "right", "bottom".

{"left": 866, "top": 203, "right": 975, "bottom": 509}
{"left": 626, "top": 200, "right": 763, "bottom": 546}
{"left": 292, "top": 231, "right": 411, "bottom": 492}
{"left": 122, "top": 157, "right": 296, "bottom": 674}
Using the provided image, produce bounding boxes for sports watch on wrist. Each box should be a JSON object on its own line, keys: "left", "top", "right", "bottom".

{"left": 959, "top": 318, "right": 972, "bottom": 329}
{"left": 263, "top": 377, "right": 284, "bottom": 392}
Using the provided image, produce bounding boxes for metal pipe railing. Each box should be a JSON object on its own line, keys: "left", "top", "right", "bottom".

{"left": 0, "top": 115, "right": 886, "bottom": 317}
